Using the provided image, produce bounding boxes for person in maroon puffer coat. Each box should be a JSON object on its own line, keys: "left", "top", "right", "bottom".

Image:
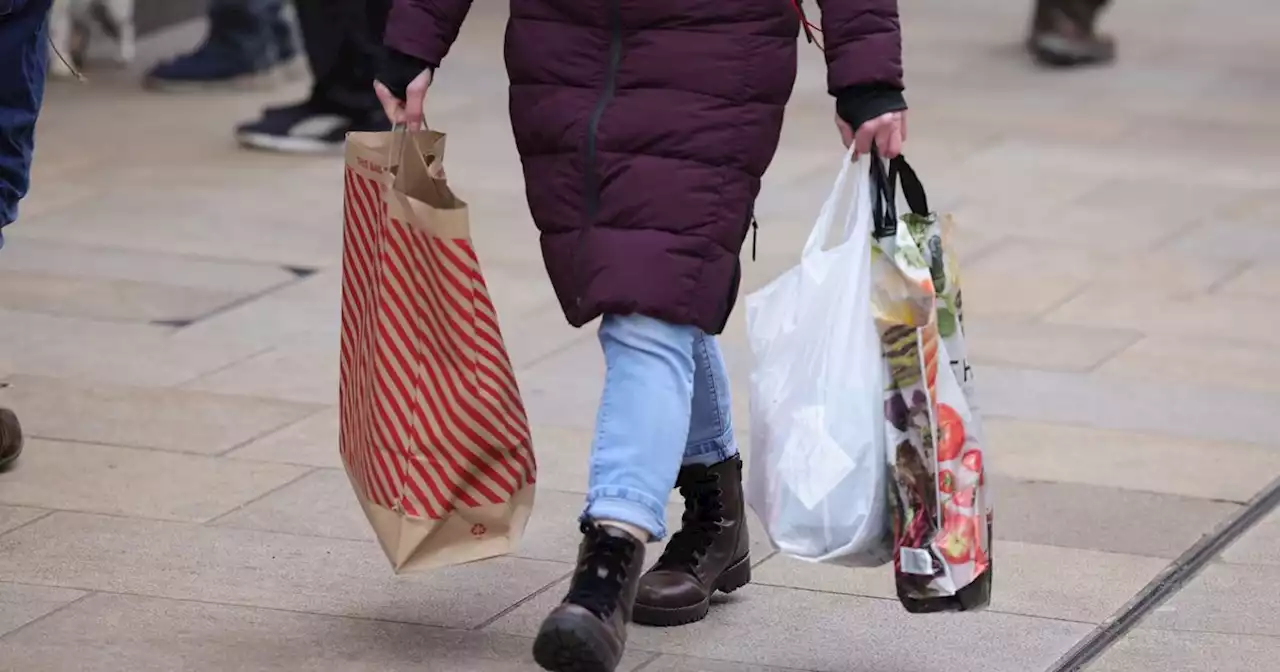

{"left": 376, "top": 3, "right": 906, "bottom": 670}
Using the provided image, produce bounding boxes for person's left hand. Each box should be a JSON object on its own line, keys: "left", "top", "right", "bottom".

{"left": 836, "top": 110, "right": 907, "bottom": 159}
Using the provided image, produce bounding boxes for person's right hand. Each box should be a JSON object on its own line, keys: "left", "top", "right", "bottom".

{"left": 374, "top": 68, "right": 433, "bottom": 129}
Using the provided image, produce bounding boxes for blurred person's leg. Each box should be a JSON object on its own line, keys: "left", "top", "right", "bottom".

{"left": 145, "top": 0, "right": 297, "bottom": 91}
{"left": 0, "top": 0, "right": 52, "bottom": 471}
{"left": 235, "top": 0, "right": 391, "bottom": 154}
{"left": 1028, "top": 0, "right": 1115, "bottom": 68}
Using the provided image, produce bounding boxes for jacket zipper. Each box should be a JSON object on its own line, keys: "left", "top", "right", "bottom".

{"left": 576, "top": 0, "right": 623, "bottom": 308}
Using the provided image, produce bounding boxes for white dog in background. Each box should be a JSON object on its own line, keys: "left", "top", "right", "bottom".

{"left": 48, "top": 0, "right": 136, "bottom": 78}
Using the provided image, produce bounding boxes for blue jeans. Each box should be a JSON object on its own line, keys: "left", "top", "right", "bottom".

{"left": 583, "top": 314, "right": 739, "bottom": 540}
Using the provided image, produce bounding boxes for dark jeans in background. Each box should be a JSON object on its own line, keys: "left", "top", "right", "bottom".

{"left": 293, "top": 0, "right": 389, "bottom": 115}
{"left": 0, "top": 0, "right": 53, "bottom": 245}
{"left": 215, "top": 0, "right": 388, "bottom": 114}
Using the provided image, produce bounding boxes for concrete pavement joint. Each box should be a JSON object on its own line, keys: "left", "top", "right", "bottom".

{"left": 201, "top": 466, "right": 320, "bottom": 526}
{"left": 627, "top": 652, "right": 664, "bottom": 672}
{"left": 471, "top": 568, "right": 575, "bottom": 631}
{"left": 165, "top": 268, "right": 319, "bottom": 331}
{"left": 0, "top": 591, "right": 96, "bottom": 642}
{"left": 0, "top": 509, "right": 55, "bottom": 541}
{"left": 1047, "top": 473, "right": 1280, "bottom": 672}
{"left": 214, "top": 405, "right": 333, "bottom": 458}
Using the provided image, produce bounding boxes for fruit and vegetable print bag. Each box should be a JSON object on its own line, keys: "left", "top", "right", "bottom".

{"left": 870, "top": 156, "right": 992, "bottom": 613}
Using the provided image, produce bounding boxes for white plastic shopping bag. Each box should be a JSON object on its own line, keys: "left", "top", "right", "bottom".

{"left": 745, "top": 150, "right": 893, "bottom": 567}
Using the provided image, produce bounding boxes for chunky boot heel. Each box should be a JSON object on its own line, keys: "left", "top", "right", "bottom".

{"left": 633, "top": 456, "right": 751, "bottom": 627}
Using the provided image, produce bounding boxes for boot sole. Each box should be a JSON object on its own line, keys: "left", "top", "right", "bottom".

{"left": 0, "top": 409, "right": 22, "bottom": 472}
{"left": 532, "top": 611, "right": 619, "bottom": 672}
{"left": 632, "top": 554, "right": 751, "bottom": 627}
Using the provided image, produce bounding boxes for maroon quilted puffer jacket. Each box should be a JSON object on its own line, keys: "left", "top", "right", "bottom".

{"left": 386, "top": 0, "right": 904, "bottom": 334}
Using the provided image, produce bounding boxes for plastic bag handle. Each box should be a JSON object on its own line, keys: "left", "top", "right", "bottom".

{"left": 802, "top": 147, "right": 865, "bottom": 258}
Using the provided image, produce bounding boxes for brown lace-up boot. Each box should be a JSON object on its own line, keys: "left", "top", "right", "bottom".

{"left": 632, "top": 456, "right": 750, "bottom": 626}
{"left": 0, "top": 408, "right": 22, "bottom": 472}
{"left": 533, "top": 522, "right": 646, "bottom": 672}
{"left": 1028, "top": 0, "right": 1116, "bottom": 67}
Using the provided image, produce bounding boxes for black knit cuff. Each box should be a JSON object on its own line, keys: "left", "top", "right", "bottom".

{"left": 377, "top": 49, "right": 433, "bottom": 102}
{"left": 834, "top": 85, "right": 908, "bottom": 130}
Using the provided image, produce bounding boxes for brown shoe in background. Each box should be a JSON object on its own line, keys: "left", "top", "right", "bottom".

{"left": 632, "top": 456, "right": 751, "bottom": 627}
{"left": 0, "top": 407, "right": 23, "bottom": 472}
{"left": 532, "top": 522, "right": 646, "bottom": 672}
{"left": 1028, "top": 0, "right": 1116, "bottom": 67}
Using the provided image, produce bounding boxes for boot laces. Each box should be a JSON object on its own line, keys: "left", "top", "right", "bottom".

{"left": 654, "top": 470, "right": 725, "bottom": 572}
{"left": 566, "top": 523, "right": 636, "bottom": 619}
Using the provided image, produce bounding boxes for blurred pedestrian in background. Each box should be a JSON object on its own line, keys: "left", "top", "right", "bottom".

{"left": 1028, "top": 0, "right": 1115, "bottom": 67}
{"left": 0, "top": 0, "right": 53, "bottom": 470}
{"left": 147, "top": 0, "right": 390, "bottom": 153}
{"left": 144, "top": 0, "right": 298, "bottom": 91}
{"left": 236, "top": 0, "right": 391, "bottom": 153}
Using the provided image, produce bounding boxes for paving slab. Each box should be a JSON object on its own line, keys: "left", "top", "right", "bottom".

{"left": 1089, "top": 628, "right": 1280, "bottom": 672}
{"left": 990, "top": 476, "right": 1239, "bottom": 559}
{"left": 0, "top": 583, "right": 85, "bottom": 637}
{"left": 753, "top": 540, "right": 1166, "bottom": 624}
{"left": 1046, "top": 288, "right": 1280, "bottom": 349}
{"left": 0, "top": 238, "right": 295, "bottom": 295}
{"left": 0, "top": 308, "right": 257, "bottom": 388}
{"left": 962, "top": 318, "right": 1139, "bottom": 372}
{"left": 981, "top": 367, "right": 1280, "bottom": 450}
{"left": 0, "top": 506, "right": 47, "bottom": 537}
{"left": 1217, "top": 263, "right": 1280, "bottom": 300}
{"left": 0, "top": 593, "right": 655, "bottom": 672}
{"left": 986, "top": 419, "right": 1280, "bottom": 502}
{"left": 1221, "top": 510, "right": 1280, "bottom": 568}
{"left": 0, "top": 513, "right": 571, "bottom": 630}
{"left": 1096, "top": 335, "right": 1280, "bottom": 395}
{"left": 1141, "top": 563, "right": 1280, "bottom": 637}
{"left": 490, "top": 582, "right": 1091, "bottom": 672}
{"left": 0, "top": 375, "right": 317, "bottom": 455}
{"left": 0, "top": 439, "right": 308, "bottom": 522}
{"left": 0, "top": 269, "right": 244, "bottom": 323}
{"left": 226, "top": 407, "right": 343, "bottom": 468}
{"left": 181, "top": 332, "right": 340, "bottom": 404}
{"left": 639, "top": 656, "right": 811, "bottom": 672}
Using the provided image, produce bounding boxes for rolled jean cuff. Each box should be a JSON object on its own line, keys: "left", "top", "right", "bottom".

{"left": 683, "top": 425, "right": 738, "bottom": 467}
{"left": 583, "top": 486, "right": 669, "bottom": 540}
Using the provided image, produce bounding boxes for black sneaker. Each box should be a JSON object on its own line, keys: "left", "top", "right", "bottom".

{"left": 0, "top": 408, "right": 23, "bottom": 472}
{"left": 145, "top": 5, "right": 299, "bottom": 91}
{"left": 234, "top": 101, "right": 390, "bottom": 154}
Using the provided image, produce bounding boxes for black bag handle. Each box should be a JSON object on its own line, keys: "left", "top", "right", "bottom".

{"left": 888, "top": 155, "right": 930, "bottom": 217}
{"left": 869, "top": 149, "right": 897, "bottom": 238}
{"left": 869, "top": 149, "right": 932, "bottom": 237}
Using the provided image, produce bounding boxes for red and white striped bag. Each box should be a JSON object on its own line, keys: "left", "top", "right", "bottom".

{"left": 339, "top": 129, "right": 535, "bottom": 573}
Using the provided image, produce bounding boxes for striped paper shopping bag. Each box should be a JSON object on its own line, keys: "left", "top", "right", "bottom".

{"left": 339, "top": 129, "right": 536, "bottom": 573}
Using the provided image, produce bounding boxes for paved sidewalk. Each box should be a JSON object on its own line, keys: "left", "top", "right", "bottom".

{"left": 3, "top": 1, "right": 1280, "bottom": 670}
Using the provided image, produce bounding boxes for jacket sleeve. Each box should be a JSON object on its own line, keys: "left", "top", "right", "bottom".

{"left": 384, "top": 0, "right": 474, "bottom": 69}
{"left": 816, "top": 0, "right": 904, "bottom": 95}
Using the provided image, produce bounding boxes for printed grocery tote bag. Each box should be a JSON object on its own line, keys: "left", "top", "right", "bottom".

{"left": 340, "top": 128, "right": 536, "bottom": 573}
{"left": 870, "top": 156, "right": 992, "bottom": 612}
